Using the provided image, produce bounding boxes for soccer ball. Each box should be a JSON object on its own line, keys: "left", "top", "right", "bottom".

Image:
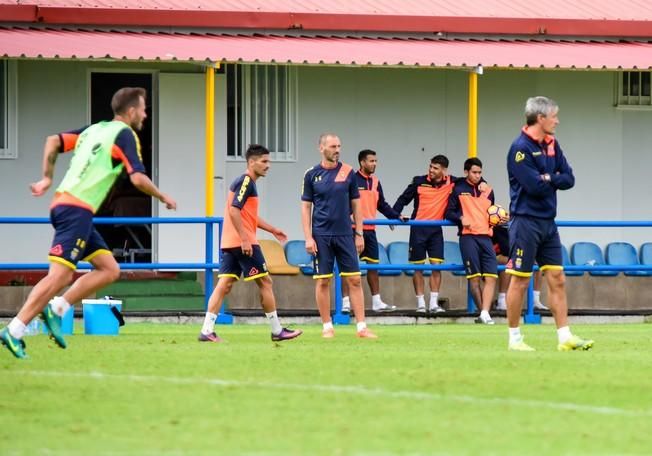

{"left": 487, "top": 204, "right": 509, "bottom": 226}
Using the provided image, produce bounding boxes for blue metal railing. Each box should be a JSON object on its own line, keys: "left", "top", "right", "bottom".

{"left": 0, "top": 216, "right": 232, "bottom": 324}
{"left": 2, "top": 217, "right": 652, "bottom": 325}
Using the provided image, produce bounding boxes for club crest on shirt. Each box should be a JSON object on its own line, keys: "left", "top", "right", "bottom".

{"left": 515, "top": 151, "right": 525, "bottom": 163}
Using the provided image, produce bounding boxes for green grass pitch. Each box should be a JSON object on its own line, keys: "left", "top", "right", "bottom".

{"left": 1, "top": 323, "right": 651, "bottom": 455}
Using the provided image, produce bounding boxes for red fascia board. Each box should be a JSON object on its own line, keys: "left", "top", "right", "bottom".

{"left": 0, "top": 5, "right": 38, "bottom": 22}
{"left": 13, "top": 7, "right": 652, "bottom": 37}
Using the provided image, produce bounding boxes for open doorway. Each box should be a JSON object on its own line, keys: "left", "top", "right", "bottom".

{"left": 90, "top": 72, "right": 154, "bottom": 262}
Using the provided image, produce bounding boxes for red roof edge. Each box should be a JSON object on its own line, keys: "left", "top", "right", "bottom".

{"left": 3, "top": 6, "right": 652, "bottom": 37}
{"left": 0, "top": 5, "right": 38, "bottom": 22}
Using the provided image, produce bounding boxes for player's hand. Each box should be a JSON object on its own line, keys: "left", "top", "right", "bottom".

{"left": 160, "top": 194, "right": 177, "bottom": 210}
{"left": 241, "top": 240, "right": 253, "bottom": 256}
{"left": 305, "top": 238, "right": 317, "bottom": 256}
{"left": 355, "top": 234, "right": 364, "bottom": 254}
{"left": 273, "top": 228, "right": 288, "bottom": 244}
{"left": 478, "top": 182, "right": 488, "bottom": 193}
{"left": 30, "top": 177, "right": 52, "bottom": 197}
{"left": 399, "top": 215, "right": 410, "bottom": 222}
{"left": 461, "top": 216, "right": 471, "bottom": 228}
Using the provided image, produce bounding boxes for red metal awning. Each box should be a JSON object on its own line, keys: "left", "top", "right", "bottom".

{"left": 2, "top": 27, "right": 652, "bottom": 70}
{"left": 3, "top": 1, "right": 652, "bottom": 37}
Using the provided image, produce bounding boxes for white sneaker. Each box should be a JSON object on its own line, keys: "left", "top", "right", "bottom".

{"left": 341, "top": 303, "right": 351, "bottom": 314}
{"left": 534, "top": 302, "right": 548, "bottom": 311}
{"left": 475, "top": 314, "right": 495, "bottom": 325}
{"left": 495, "top": 302, "right": 507, "bottom": 311}
{"left": 373, "top": 302, "right": 397, "bottom": 312}
{"left": 429, "top": 305, "right": 445, "bottom": 313}
{"left": 416, "top": 305, "right": 426, "bottom": 313}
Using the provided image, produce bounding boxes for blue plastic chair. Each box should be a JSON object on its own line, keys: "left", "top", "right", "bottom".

{"left": 444, "top": 241, "right": 466, "bottom": 276}
{"left": 377, "top": 243, "right": 402, "bottom": 276}
{"left": 386, "top": 241, "right": 431, "bottom": 276}
{"left": 284, "top": 240, "right": 314, "bottom": 275}
{"left": 562, "top": 244, "right": 584, "bottom": 276}
{"left": 606, "top": 242, "right": 651, "bottom": 276}
{"left": 571, "top": 242, "right": 618, "bottom": 276}
{"left": 639, "top": 242, "right": 652, "bottom": 267}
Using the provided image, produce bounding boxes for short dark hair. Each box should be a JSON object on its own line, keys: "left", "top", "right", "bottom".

{"left": 111, "top": 87, "right": 147, "bottom": 115}
{"left": 464, "top": 157, "right": 483, "bottom": 171}
{"left": 245, "top": 144, "right": 270, "bottom": 161}
{"left": 358, "top": 149, "right": 376, "bottom": 165}
{"left": 430, "top": 155, "right": 449, "bottom": 168}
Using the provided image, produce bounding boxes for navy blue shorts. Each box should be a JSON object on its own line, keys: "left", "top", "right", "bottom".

{"left": 507, "top": 215, "right": 563, "bottom": 277}
{"left": 219, "top": 245, "right": 269, "bottom": 281}
{"left": 49, "top": 205, "right": 110, "bottom": 270}
{"left": 313, "top": 234, "right": 360, "bottom": 278}
{"left": 460, "top": 235, "right": 498, "bottom": 279}
{"left": 357, "top": 230, "right": 379, "bottom": 263}
{"left": 408, "top": 226, "right": 444, "bottom": 263}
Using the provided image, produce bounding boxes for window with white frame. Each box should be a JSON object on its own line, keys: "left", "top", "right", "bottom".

{"left": 616, "top": 71, "right": 652, "bottom": 107}
{"left": 227, "top": 64, "right": 297, "bottom": 161}
{"left": 0, "top": 59, "right": 16, "bottom": 159}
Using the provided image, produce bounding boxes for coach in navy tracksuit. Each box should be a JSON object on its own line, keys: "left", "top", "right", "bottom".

{"left": 504, "top": 96, "right": 593, "bottom": 352}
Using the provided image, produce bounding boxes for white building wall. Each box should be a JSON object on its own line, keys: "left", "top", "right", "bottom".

{"left": 2, "top": 61, "right": 651, "bottom": 264}
{"left": 233, "top": 67, "right": 646, "bottom": 253}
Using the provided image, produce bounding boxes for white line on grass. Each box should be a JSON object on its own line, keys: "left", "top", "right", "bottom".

{"left": 11, "top": 369, "right": 652, "bottom": 418}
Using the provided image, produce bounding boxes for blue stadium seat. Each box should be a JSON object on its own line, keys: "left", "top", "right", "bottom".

{"left": 386, "top": 241, "right": 431, "bottom": 276}
{"left": 444, "top": 241, "right": 466, "bottom": 276}
{"left": 377, "top": 244, "right": 402, "bottom": 276}
{"left": 606, "top": 242, "right": 652, "bottom": 276}
{"left": 561, "top": 244, "right": 584, "bottom": 276}
{"left": 570, "top": 242, "right": 618, "bottom": 276}
{"left": 639, "top": 242, "right": 652, "bottom": 267}
{"left": 284, "top": 240, "right": 314, "bottom": 275}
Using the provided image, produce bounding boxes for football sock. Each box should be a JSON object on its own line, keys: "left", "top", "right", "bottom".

{"left": 533, "top": 290, "right": 542, "bottom": 305}
{"left": 498, "top": 293, "right": 506, "bottom": 307}
{"left": 557, "top": 326, "right": 572, "bottom": 344}
{"left": 265, "top": 311, "right": 283, "bottom": 335}
{"left": 416, "top": 295, "right": 425, "bottom": 307}
{"left": 8, "top": 318, "right": 26, "bottom": 339}
{"left": 508, "top": 326, "right": 522, "bottom": 344}
{"left": 201, "top": 312, "right": 218, "bottom": 335}
{"left": 429, "top": 292, "right": 439, "bottom": 308}
{"left": 372, "top": 294, "right": 382, "bottom": 306}
{"left": 323, "top": 321, "right": 334, "bottom": 331}
{"left": 342, "top": 296, "right": 351, "bottom": 308}
{"left": 50, "top": 296, "right": 71, "bottom": 317}
{"left": 480, "top": 310, "right": 491, "bottom": 320}
{"left": 356, "top": 321, "right": 367, "bottom": 332}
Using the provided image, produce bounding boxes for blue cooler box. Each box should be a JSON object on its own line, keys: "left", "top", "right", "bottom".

{"left": 82, "top": 299, "right": 123, "bottom": 335}
{"left": 39, "top": 305, "right": 74, "bottom": 335}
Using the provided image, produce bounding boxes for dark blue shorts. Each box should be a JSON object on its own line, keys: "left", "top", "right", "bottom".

{"left": 219, "top": 245, "right": 269, "bottom": 281}
{"left": 408, "top": 226, "right": 444, "bottom": 263}
{"left": 460, "top": 235, "right": 498, "bottom": 279}
{"left": 507, "top": 215, "right": 563, "bottom": 277}
{"left": 313, "top": 234, "right": 360, "bottom": 279}
{"left": 49, "top": 205, "right": 110, "bottom": 270}
{"left": 357, "top": 230, "right": 379, "bottom": 263}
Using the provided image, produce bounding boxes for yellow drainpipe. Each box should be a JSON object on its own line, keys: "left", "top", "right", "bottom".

{"left": 205, "top": 64, "right": 217, "bottom": 216}
{"left": 467, "top": 68, "right": 479, "bottom": 158}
